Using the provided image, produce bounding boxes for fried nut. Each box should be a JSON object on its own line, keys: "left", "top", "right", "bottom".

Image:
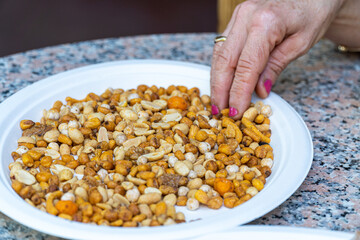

{"left": 14, "top": 169, "right": 36, "bottom": 185}
{"left": 138, "top": 193, "right": 162, "bottom": 204}
{"left": 97, "top": 127, "right": 109, "bottom": 143}
{"left": 141, "top": 151, "right": 165, "bottom": 162}
{"left": 12, "top": 85, "right": 274, "bottom": 227}
{"left": 17, "top": 136, "right": 36, "bottom": 144}
{"left": 162, "top": 112, "right": 182, "bottom": 123}
{"left": 68, "top": 128, "right": 84, "bottom": 144}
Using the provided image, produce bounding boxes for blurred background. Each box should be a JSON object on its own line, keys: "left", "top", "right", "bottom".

{"left": 0, "top": 0, "right": 218, "bottom": 57}
{"left": 0, "top": 0, "right": 246, "bottom": 57}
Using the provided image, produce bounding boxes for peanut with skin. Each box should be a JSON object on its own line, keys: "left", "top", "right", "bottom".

{"left": 11, "top": 85, "right": 274, "bottom": 227}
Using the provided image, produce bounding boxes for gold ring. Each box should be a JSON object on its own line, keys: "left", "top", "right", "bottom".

{"left": 214, "top": 36, "right": 227, "bottom": 44}
{"left": 338, "top": 45, "right": 360, "bottom": 53}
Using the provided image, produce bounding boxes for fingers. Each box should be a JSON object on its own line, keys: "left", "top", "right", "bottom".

{"left": 228, "top": 28, "right": 273, "bottom": 119}
{"left": 255, "top": 34, "right": 308, "bottom": 98}
{"left": 210, "top": 4, "right": 251, "bottom": 113}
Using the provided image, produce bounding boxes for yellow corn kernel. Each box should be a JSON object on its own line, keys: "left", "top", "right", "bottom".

{"left": 252, "top": 178, "right": 264, "bottom": 191}
{"left": 194, "top": 189, "right": 209, "bottom": 204}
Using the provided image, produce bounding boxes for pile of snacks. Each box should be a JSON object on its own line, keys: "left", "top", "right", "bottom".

{"left": 9, "top": 84, "right": 273, "bottom": 227}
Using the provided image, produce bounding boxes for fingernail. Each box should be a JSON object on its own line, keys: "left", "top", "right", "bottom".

{"left": 211, "top": 104, "right": 219, "bottom": 115}
{"left": 229, "top": 107, "right": 238, "bottom": 117}
{"left": 264, "top": 79, "right": 272, "bottom": 94}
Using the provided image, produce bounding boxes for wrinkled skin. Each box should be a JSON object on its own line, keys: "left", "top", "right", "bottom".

{"left": 210, "top": 0, "right": 346, "bottom": 119}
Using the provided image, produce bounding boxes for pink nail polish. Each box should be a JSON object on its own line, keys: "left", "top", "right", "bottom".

{"left": 211, "top": 104, "right": 219, "bottom": 115}
{"left": 229, "top": 107, "right": 238, "bottom": 117}
{"left": 264, "top": 79, "right": 272, "bottom": 94}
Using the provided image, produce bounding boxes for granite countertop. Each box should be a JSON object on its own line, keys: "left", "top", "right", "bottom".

{"left": 0, "top": 33, "right": 359, "bottom": 239}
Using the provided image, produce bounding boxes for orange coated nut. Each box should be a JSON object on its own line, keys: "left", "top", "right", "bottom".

{"left": 20, "top": 120, "right": 35, "bottom": 130}
{"left": 252, "top": 178, "right": 264, "bottom": 191}
{"left": 234, "top": 193, "right": 252, "bottom": 207}
{"left": 21, "top": 153, "right": 34, "bottom": 167}
{"left": 11, "top": 180, "right": 23, "bottom": 194}
{"left": 40, "top": 156, "right": 53, "bottom": 168}
{"left": 55, "top": 200, "right": 78, "bottom": 215}
{"left": 207, "top": 196, "right": 223, "bottom": 209}
{"left": 194, "top": 189, "right": 209, "bottom": 204}
{"left": 11, "top": 84, "right": 274, "bottom": 227}
{"left": 176, "top": 196, "right": 187, "bottom": 206}
{"left": 58, "top": 134, "right": 72, "bottom": 145}
{"left": 224, "top": 197, "right": 238, "bottom": 208}
{"left": 217, "top": 144, "right": 234, "bottom": 156}
{"left": 35, "top": 172, "right": 52, "bottom": 183}
{"left": 243, "top": 171, "right": 256, "bottom": 181}
{"left": 195, "top": 130, "right": 208, "bottom": 142}
{"left": 167, "top": 96, "right": 187, "bottom": 110}
{"left": 214, "top": 178, "right": 234, "bottom": 196}
{"left": 27, "top": 150, "right": 42, "bottom": 161}
{"left": 155, "top": 201, "right": 167, "bottom": 216}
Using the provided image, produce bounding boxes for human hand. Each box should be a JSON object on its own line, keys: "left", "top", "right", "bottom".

{"left": 210, "top": 0, "right": 345, "bottom": 119}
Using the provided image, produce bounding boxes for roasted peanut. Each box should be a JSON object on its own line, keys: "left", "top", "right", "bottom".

{"left": 12, "top": 85, "right": 274, "bottom": 227}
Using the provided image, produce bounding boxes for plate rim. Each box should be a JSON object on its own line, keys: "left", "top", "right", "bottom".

{"left": 195, "top": 225, "right": 353, "bottom": 240}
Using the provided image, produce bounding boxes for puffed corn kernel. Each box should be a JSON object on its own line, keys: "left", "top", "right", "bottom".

{"left": 186, "top": 198, "right": 199, "bottom": 211}
{"left": 246, "top": 186, "right": 259, "bottom": 197}
{"left": 12, "top": 85, "right": 274, "bottom": 227}
{"left": 261, "top": 158, "right": 273, "bottom": 168}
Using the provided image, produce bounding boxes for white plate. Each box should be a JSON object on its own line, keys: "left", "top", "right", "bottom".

{"left": 0, "top": 60, "right": 313, "bottom": 240}
{"left": 195, "top": 226, "right": 353, "bottom": 240}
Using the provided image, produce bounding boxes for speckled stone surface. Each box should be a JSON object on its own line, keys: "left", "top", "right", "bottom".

{"left": 0, "top": 33, "right": 359, "bottom": 239}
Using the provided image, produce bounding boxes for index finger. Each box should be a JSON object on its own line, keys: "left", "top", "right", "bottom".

{"left": 228, "top": 27, "right": 275, "bottom": 119}
{"left": 210, "top": 3, "right": 254, "bottom": 113}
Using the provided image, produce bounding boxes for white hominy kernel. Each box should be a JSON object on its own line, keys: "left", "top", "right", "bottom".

{"left": 208, "top": 119, "right": 218, "bottom": 128}
{"left": 194, "top": 165, "right": 206, "bottom": 178}
{"left": 122, "top": 181, "right": 134, "bottom": 191}
{"left": 104, "top": 113, "right": 115, "bottom": 122}
{"left": 261, "top": 158, "right": 274, "bottom": 168}
{"left": 101, "top": 103, "right": 110, "bottom": 109}
{"left": 58, "top": 123, "right": 69, "bottom": 136}
{"left": 246, "top": 187, "right": 259, "bottom": 197}
{"left": 16, "top": 146, "right": 28, "bottom": 155}
{"left": 138, "top": 111, "right": 149, "bottom": 119}
{"left": 47, "top": 142, "right": 59, "bottom": 152}
{"left": 184, "top": 152, "right": 196, "bottom": 163}
{"left": 137, "top": 156, "right": 148, "bottom": 165}
{"left": 70, "top": 106, "right": 80, "bottom": 114}
{"left": 126, "top": 187, "right": 140, "bottom": 202}
{"left": 239, "top": 165, "right": 250, "bottom": 174}
{"left": 226, "top": 164, "right": 239, "bottom": 174}
{"left": 178, "top": 186, "right": 189, "bottom": 196}
{"left": 261, "top": 105, "right": 272, "bottom": 117}
{"left": 68, "top": 120, "right": 80, "bottom": 128}
{"left": 46, "top": 109, "right": 60, "bottom": 120}
{"left": 115, "top": 133, "right": 127, "bottom": 146}
{"left": 186, "top": 198, "right": 199, "bottom": 211}
{"left": 168, "top": 156, "right": 178, "bottom": 168}
{"left": 204, "top": 152, "right": 214, "bottom": 160}
{"left": 200, "top": 184, "right": 211, "bottom": 193}
{"left": 249, "top": 142, "right": 259, "bottom": 150}
{"left": 187, "top": 170, "right": 197, "bottom": 179}
{"left": 128, "top": 93, "right": 140, "bottom": 101}
{"left": 198, "top": 142, "right": 211, "bottom": 154}
{"left": 97, "top": 169, "right": 108, "bottom": 181}
{"left": 61, "top": 192, "right": 75, "bottom": 202}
